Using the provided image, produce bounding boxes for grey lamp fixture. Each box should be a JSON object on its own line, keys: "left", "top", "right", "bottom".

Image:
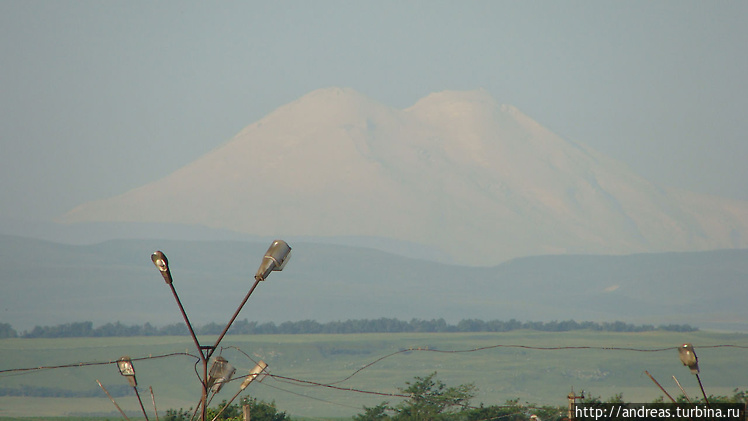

{"left": 151, "top": 240, "right": 291, "bottom": 421}
{"left": 151, "top": 251, "right": 173, "bottom": 284}
{"left": 116, "top": 356, "right": 150, "bottom": 421}
{"left": 241, "top": 360, "right": 268, "bottom": 390}
{"left": 255, "top": 240, "right": 292, "bottom": 281}
{"left": 117, "top": 356, "right": 137, "bottom": 387}
{"left": 678, "top": 343, "right": 699, "bottom": 374}
{"left": 209, "top": 240, "right": 292, "bottom": 355}
{"left": 207, "top": 356, "right": 236, "bottom": 393}
{"left": 677, "top": 343, "right": 710, "bottom": 408}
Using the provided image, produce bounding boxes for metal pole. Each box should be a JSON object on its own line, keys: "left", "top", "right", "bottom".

{"left": 202, "top": 352, "right": 209, "bottom": 421}
{"left": 644, "top": 371, "right": 676, "bottom": 403}
{"left": 567, "top": 389, "right": 584, "bottom": 421}
{"left": 165, "top": 282, "right": 209, "bottom": 421}
{"left": 211, "top": 388, "right": 244, "bottom": 421}
{"left": 673, "top": 376, "right": 693, "bottom": 404}
{"left": 243, "top": 403, "right": 251, "bottom": 421}
{"left": 201, "top": 278, "right": 261, "bottom": 419}
{"left": 97, "top": 380, "right": 131, "bottom": 421}
{"left": 188, "top": 355, "right": 210, "bottom": 421}
{"left": 150, "top": 386, "right": 160, "bottom": 421}
{"left": 695, "top": 374, "right": 711, "bottom": 408}
{"left": 133, "top": 386, "right": 151, "bottom": 421}
{"left": 167, "top": 283, "right": 205, "bottom": 364}
{"left": 670, "top": 376, "right": 697, "bottom": 421}
{"left": 188, "top": 397, "right": 202, "bottom": 421}
{"left": 207, "top": 278, "right": 261, "bottom": 359}
{"left": 156, "top": 249, "right": 279, "bottom": 421}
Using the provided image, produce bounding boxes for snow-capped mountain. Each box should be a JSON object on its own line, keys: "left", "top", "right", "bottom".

{"left": 60, "top": 87, "right": 748, "bottom": 265}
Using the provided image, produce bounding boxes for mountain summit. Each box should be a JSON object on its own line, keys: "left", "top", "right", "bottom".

{"left": 61, "top": 87, "right": 748, "bottom": 265}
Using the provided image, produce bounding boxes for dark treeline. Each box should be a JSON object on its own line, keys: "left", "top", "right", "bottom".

{"left": 0, "top": 384, "right": 131, "bottom": 398}
{"left": 3, "top": 318, "right": 697, "bottom": 339}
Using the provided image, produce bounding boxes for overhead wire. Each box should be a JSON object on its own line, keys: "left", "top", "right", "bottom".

{"left": 291, "top": 343, "right": 748, "bottom": 386}
{"left": 219, "top": 342, "right": 748, "bottom": 415}
{"left": 257, "top": 380, "right": 364, "bottom": 410}
{"left": 0, "top": 351, "right": 199, "bottom": 378}
{"left": 5, "top": 343, "right": 746, "bottom": 378}
{"left": 3, "top": 342, "right": 748, "bottom": 413}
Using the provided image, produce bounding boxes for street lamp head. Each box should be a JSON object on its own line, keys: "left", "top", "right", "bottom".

{"left": 254, "top": 240, "right": 292, "bottom": 281}
{"left": 240, "top": 360, "right": 268, "bottom": 390}
{"left": 678, "top": 343, "right": 700, "bottom": 374}
{"left": 117, "top": 356, "right": 138, "bottom": 387}
{"left": 207, "top": 356, "right": 236, "bottom": 393}
{"left": 151, "top": 251, "right": 173, "bottom": 284}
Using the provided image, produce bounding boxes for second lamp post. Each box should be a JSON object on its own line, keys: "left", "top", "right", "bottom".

{"left": 151, "top": 240, "right": 291, "bottom": 421}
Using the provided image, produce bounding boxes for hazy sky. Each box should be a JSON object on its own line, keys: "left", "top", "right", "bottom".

{"left": 2, "top": 1, "right": 747, "bottom": 225}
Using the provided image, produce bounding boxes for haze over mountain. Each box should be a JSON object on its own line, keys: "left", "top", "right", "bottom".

{"left": 60, "top": 88, "right": 748, "bottom": 265}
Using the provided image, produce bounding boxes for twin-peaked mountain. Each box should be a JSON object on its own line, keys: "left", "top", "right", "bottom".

{"left": 61, "top": 87, "right": 748, "bottom": 265}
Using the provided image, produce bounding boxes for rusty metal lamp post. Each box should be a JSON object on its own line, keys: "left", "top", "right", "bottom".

{"left": 151, "top": 240, "right": 291, "bottom": 421}
{"left": 116, "top": 356, "right": 150, "bottom": 421}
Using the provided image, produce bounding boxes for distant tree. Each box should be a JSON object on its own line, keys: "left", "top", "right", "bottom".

{"left": 142, "top": 322, "right": 159, "bottom": 336}
{"left": 198, "top": 322, "right": 224, "bottom": 335}
{"left": 392, "top": 372, "right": 475, "bottom": 420}
{"left": 464, "top": 399, "right": 539, "bottom": 421}
{"left": 457, "top": 319, "right": 485, "bottom": 332}
{"left": 240, "top": 398, "right": 289, "bottom": 421}
{"left": 0, "top": 323, "right": 17, "bottom": 338}
{"left": 158, "top": 322, "right": 190, "bottom": 336}
{"left": 164, "top": 398, "right": 287, "bottom": 421}
{"left": 465, "top": 399, "right": 564, "bottom": 421}
{"left": 94, "top": 321, "right": 143, "bottom": 337}
{"left": 658, "top": 324, "right": 698, "bottom": 332}
{"left": 354, "top": 402, "right": 390, "bottom": 420}
{"left": 23, "top": 321, "right": 94, "bottom": 338}
{"left": 163, "top": 407, "right": 192, "bottom": 421}
{"left": 14, "top": 318, "right": 697, "bottom": 337}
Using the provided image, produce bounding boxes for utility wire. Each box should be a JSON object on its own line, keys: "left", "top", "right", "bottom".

{"left": 268, "top": 373, "right": 410, "bottom": 398}
{"left": 258, "top": 380, "right": 364, "bottom": 410}
{"left": 4, "top": 342, "right": 741, "bottom": 417}
{"left": 293, "top": 344, "right": 748, "bottom": 386}
{"left": 5, "top": 344, "right": 746, "bottom": 377}
{"left": 221, "top": 343, "right": 712, "bottom": 415}
{"left": 0, "top": 352, "right": 199, "bottom": 377}
{"left": 261, "top": 373, "right": 548, "bottom": 417}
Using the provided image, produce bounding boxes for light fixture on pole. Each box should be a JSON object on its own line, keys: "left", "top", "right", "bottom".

{"left": 678, "top": 343, "right": 710, "bottom": 407}
{"left": 255, "top": 240, "right": 292, "bottom": 281}
{"left": 116, "top": 356, "right": 150, "bottom": 421}
{"left": 241, "top": 360, "right": 269, "bottom": 389}
{"left": 151, "top": 250, "right": 209, "bottom": 421}
{"left": 151, "top": 240, "right": 291, "bottom": 421}
{"left": 678, "top": 344, "right": 699, "bottom": 374}
{"left": 190, "top": 356, "right": 238, "bottom": 421}
{"left": 117, "top": 356, "right": 137, "bottom": 387}
{"left": 207, "top": 356, "right": 236, "bottom": 393}
{"left": 208, "top": 240, "right": 292, "bottom": 352}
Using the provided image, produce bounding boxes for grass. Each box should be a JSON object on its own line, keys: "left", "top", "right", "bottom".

{"left": 1, "top": 330, "right": 748, "bottom": 419}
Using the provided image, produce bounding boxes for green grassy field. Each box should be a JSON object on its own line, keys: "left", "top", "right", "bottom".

{"left": 2, "top": 330, "right": 747, "bottom": 419}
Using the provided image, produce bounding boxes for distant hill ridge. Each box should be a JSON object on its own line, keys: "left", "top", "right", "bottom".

{"left": 1, "top": 234, "right": 747, "bottom": 332}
